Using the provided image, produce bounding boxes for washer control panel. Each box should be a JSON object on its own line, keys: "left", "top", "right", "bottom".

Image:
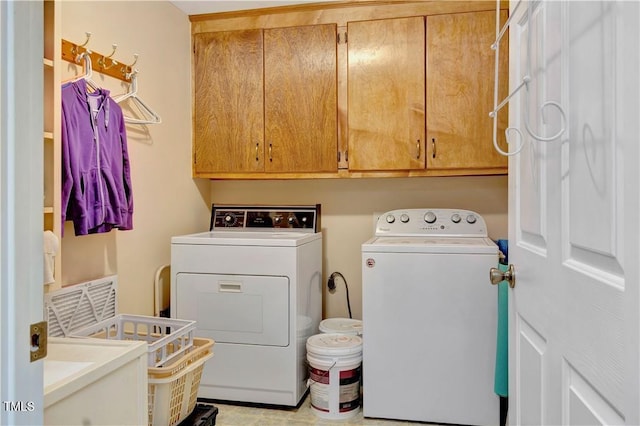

{"left": 210, "top": 204, "right": 320, "bottom": 232}
{"left": 375, "top": 209, "right": 487, "bottom": 237}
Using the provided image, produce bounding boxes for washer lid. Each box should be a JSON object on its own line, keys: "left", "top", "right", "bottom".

{"left": 362, "top": 236, "right": 498, "bottom": 254}
{"left": 171, "top": 230, "right": 321, "bottom": 247}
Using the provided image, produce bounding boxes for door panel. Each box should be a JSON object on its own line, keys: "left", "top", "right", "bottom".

{"left": 175, "top": 273, "right": 290, "bottom": 346}
{"left": 264, "top": 24, "right": 337, "bottom": 173}
{"left": 564, "top": 360, "right": 625, "bottom": 425}
{"left": 426, "top": 10, "right": 509, "bottom": 171}
{"left": 509, "top": 1, "right": 639, "bottom": 425}
{"left": 193, "top": 30, "right": 264, "bottom": 173}
{"left": 515, "top": 3, "right": 549, "bottom": 254}
{"left": 517, "top": 317, "right": 545, "bottom": 426}
{"left": 347, "top": 16, "right": 425, "bottom": 171}
{"left": 564, "top": 1, "right": 622, "bottom": 280}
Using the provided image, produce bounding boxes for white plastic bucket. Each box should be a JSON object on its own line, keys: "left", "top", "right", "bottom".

{"left": 306, "top": 333, "right": 363, "bottom": 420}
{"left": 319, "top": 318, "right": 363, "bottom": 336}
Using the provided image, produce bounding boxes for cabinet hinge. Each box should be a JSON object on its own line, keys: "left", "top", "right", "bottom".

{"left": 30, "top": 321, "right": 47, "bottom": 362}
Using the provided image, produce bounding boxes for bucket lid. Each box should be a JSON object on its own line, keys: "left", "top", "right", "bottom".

{"left": 306, "top": 333, "right": 362, "bottom": 357}
{"left": 319, "top": 318, "right": 363, "bottom": 335}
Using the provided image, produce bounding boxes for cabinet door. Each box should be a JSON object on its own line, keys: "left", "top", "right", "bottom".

{"left": 264, "top": 24, "right": 338, "bottom": 173}
{"left": 193, "top": 30, "right": 264, "bottom": 174}
{"left": 347, "top": 17, "right": 426, "bottom": 171}
{"left": 426, "top": 11, "right": 508, "bottom": 170}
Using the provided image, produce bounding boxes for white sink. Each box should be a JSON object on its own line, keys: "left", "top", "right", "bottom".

{"left": 44, "top": 337, "right": 148, "bottom": 426}
{"left": 43, "top": 360, "right": 93, "bottom": 388}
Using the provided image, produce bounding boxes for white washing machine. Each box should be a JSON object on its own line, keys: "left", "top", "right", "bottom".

{"left": 362, "top": 208, "right": 499, "bottom": 425}
{"left": 171, "top": 205, "right": 322, "bottom": 406}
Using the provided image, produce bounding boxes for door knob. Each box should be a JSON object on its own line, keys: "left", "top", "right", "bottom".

{"left": 490, "top": 264, "right": 516, "bottom": 288}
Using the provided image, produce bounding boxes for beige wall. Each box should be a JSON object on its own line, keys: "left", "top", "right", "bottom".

{"left": 59, "top": 2, "right": 210, "bottom": 315}
{"left": 210, "top": 176, "right": 508, "bottom": 319}
{"left": 57, "top": 1, "right": 508, "bottom": 321}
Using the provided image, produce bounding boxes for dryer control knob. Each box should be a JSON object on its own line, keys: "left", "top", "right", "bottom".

{"left": 224, "top": 214, "right": 237, "bottom": 226}
{"left": 424, "top": 211, "right": 437, "bottom": 223}
{"left": 466, "top": 214, "right": 477, "bottom": 224}
{"left": 386, "top": 214, "right": 396, "bottom": 224}
{"left": 451, "top": 214, "right": 461, "bottom": 223}
{"left": 400, "top": 214, "right": 410, "bottom": 223}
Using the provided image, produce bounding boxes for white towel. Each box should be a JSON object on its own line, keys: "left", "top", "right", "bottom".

{"left": 43, "top": 230, "right": 59, "bottom": 285}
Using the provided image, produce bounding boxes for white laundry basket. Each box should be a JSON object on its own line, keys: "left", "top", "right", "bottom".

{"left": 306, "top": 333, "right": 362, "bottom": 420}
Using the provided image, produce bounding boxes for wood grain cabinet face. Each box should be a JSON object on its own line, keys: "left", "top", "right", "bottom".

{"left": 193, "top": 29, "right": 264, "bottom": 174}
{"left": 347, "top": 17, "right": 426, "bottom": 171}
{"left": 264, "top": 25, "right": 338, "bottom": 173}
{"left": 426, "top": 10, "right": 509, "bottom": 171}
{"left": 346, "top": 11, "right": 508, "bottom": 173}
{"left": 193, "top": 25, "right": 338, "bottom": 175}
{"left": 191, "top": 3, "right": 508, "bottom": 178}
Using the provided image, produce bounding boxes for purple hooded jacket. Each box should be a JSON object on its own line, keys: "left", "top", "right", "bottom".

{"left": 61, "top": 79, "right": 133, "bottom": 236}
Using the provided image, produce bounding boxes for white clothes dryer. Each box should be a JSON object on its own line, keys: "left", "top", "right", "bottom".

{"left": 362, "top": 208, "right": 499, "bottom": 425}
{"left": 171, "top": 205, "right": 322, "bottom": 406}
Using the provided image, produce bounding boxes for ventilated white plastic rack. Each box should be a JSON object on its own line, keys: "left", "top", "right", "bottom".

{"left": 45, "top": 275, "right": 196, "bottom": 367}
{"left": 45, "top": 275, "right": 118, "bottom": 338}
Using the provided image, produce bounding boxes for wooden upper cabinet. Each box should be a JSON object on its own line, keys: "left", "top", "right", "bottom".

{"left": 347, "top": 17, "right": 426, "bottom": 171}
{"left": 264, "top": 25, "right": 338, "bottom": 173}
{"left": 426, "top": 10, "right": 509, "bottom": 171}
{"left": 193, "top": 24, "right": 338, "bottom": 176}
{"left": 191, "top": 2, "right": 508, "bottom": 178}
{"left": 193, "top": 29, "right": 264, "bottom": 174}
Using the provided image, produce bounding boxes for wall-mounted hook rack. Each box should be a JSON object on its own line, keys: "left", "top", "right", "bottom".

{"left": 62, "top": 38, "right": 133, "bottom": 82}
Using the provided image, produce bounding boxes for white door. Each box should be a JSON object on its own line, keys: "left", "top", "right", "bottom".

{"left": 508, "top": 1, "right": 639, "bottom": 425}
{"left": 0, "top": 1, "right": 45, "bottom": 424}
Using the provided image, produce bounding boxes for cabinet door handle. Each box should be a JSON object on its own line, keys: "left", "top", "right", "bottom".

{"left": 269, "top": 143, "right": 273, "bottom": 162}
{"left": 432, "top": 138, "right": 436, "bottom": 159}
{"left": 255, "top": 143, "right": 259, "bottom": 161}
{"left": 416, "top": 139, "right": 421, "bottom": 159}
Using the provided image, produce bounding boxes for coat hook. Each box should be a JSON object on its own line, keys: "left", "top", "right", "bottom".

{"left": 122, "top": 54, "right": 139, "bottom": 80}
{"left": 99, "top": 43, "right": 118, "bottom": 70}
{"left": 80, "top": 32, "right": 92, "bottom": 47}
{"left": 71, "top": 31, "right": 92, "bottom": 56}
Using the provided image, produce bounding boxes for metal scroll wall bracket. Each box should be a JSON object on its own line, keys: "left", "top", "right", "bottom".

{"left": 490, "top": 0, "right": 567, "bottom": 157}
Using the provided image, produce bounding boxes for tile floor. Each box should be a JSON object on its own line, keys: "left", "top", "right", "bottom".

{"left": 202, "top": 393, "right": 437, "bottom": 426}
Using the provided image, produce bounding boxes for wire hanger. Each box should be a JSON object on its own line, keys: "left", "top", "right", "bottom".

{"left": 113, "top": 68, "right": 162, "bottom": 125}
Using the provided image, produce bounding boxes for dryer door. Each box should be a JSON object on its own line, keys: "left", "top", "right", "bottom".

{"left": 175, "top": 273, "right": 290, "bottom": 346}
